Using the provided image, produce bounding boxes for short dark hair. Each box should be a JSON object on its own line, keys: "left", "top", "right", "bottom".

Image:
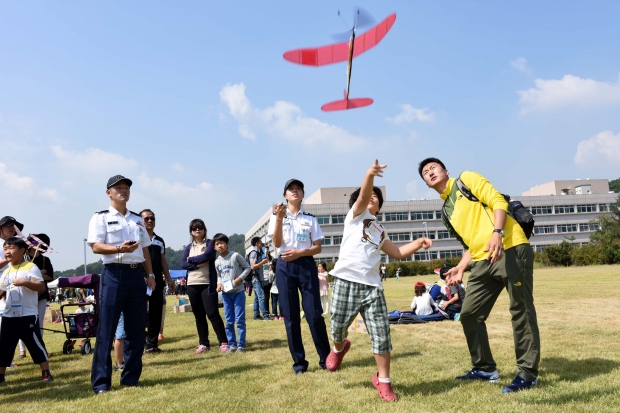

{"left": 251, "top": 236, "right": 262, "bottom": 246}
{"left": 414, "top": 284, "right": 426, "bottom": 297}
{"left": 140, "top": 209, "right": 155, "bottom": 217}
{"left": 418, "top": 157, "right": 446, "bottom": 178}
{"left": 4, "top": 236, "right": 28, "bottom": 250}
{"left": 212, "top": 233, "right": 229, "bottom": 244}
{"left": 348, "top": 186, "right": 384, "bottom": 211}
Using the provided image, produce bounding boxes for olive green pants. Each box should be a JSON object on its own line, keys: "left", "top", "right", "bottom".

{"left": 460, "top": 244, "right": 540, "bottom": 381}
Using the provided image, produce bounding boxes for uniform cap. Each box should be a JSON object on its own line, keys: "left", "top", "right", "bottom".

{"left": 0, "top": 216, "right": 24, "bottom": 231}
{"left": 283, "top": 179, "right": 304, "bottom": 195}
{"left": 107, "top": 175, "right": 133, "bottom": 189}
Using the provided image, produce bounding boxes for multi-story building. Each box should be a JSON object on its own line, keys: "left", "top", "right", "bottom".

{"left": 246, "top": 182, "right": 617, "bottom": 262}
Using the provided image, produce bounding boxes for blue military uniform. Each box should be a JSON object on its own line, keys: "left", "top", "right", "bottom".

{"left": 87, "top": 205, "right": 151, "bottom": 392}
{"left": 267, "top": 207, "right": 330, "bottom": 373}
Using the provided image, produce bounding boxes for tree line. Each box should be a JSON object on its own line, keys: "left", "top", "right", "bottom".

{"left": 57, "top": 233, "right": 246, "bottom": 277}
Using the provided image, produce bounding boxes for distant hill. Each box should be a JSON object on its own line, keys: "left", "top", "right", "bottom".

{"left": 56, "top": 233, "right": 246, "bottom": 275}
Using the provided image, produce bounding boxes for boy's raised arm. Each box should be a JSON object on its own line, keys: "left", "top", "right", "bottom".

{"left": 353, "top": 160, "right": 387, "bottom": 219}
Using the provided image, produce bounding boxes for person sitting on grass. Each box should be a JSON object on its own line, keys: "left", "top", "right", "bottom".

{"left": 214, "top": 233, "right": 251, "bottom": 353}
{"left": 436, "top": 267, "right": 465, "bottom": 320}
{"left": 325, "top": 160, "right": 432, "bottom": 402}
{"left": 411, "top": 282, "right": 438, "bottom": 316}
{"left": 0, "top": 237, "right": 53, "bottom": 383}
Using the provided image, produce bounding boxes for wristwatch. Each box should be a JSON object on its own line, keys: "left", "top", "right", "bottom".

{"left": 148, "top": 273, "right": 155, "bottom": 278}
{"left": 493, "top": 229, "right": 505, "bottom": 237}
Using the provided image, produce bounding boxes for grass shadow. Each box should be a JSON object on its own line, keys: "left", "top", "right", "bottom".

{"left": 542, "top": 357, "right": 620, "bottom": 381}
{"left": 247, "top": 338, "right": 287, "bottom": 350}
{"left": 341, "top": 376, "right": 461, "bottom": 396}
{"left": 339, "top": 350, "right": 422, "bottom": 369}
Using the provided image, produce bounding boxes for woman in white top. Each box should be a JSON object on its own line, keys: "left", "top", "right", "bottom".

{"left": 411, "top": 282, "right": 438, "bottom": 316}
{"left": 317, "top": 262, "right": 330, "bottom": 315}
{"left": 181, "top": 219, "right": 227, "bottom": 354}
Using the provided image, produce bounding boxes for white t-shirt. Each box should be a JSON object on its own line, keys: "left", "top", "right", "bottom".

{"left": 0, "top": 261, "right": 44, "bottom": 318}
{"left": 411, "top": 293, "right": 437, "bottom": 316}
{"left": 329, "top": 208, "right": 386, "bottom": 288}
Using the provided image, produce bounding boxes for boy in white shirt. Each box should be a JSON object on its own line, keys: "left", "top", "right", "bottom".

{"left": 214, "top": 233, "right": 252, "bottom": 353}
{"left": 326, "top": 160, "right": 432, "bottom": 402}
{"left": 0, "top": 237, "right": 53, "bottom": 383}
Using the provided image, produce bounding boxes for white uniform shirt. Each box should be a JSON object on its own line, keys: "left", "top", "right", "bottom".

{"left": 267, "top": 208, "right": 324, "bottom": 255}
{"left": 86, "top": 206, "right": 151, "bottom": 265}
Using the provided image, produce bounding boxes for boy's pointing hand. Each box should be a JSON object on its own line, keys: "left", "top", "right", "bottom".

{"left": 368, "top": 159, "right": 387, "bottom": 178}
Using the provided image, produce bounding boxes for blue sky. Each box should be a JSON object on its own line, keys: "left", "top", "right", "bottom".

{"left": 1, "top": 1, "right": 619, "bottom": 270}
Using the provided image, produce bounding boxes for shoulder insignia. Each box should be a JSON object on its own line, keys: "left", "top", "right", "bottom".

{"left": 302, "top": 212, "right": 315, "bottom": 217}
{"left": 96, "top": 210, "right": 109, "bottom": 215}
{"left": 129, "top": 210, "right": 140, "bottom": 217}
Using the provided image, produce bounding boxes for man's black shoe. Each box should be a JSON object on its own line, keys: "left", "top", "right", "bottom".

{"left": 502, "top": 376, "right": 538, "bottom": 393}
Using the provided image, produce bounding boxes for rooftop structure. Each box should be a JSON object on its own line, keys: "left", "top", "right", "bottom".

{"left": 523, "top": 179, "right": 610, "bottom": 196}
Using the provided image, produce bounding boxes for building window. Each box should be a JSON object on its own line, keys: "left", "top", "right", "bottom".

{"left": 411, "top": 211, "right": 434, "bottom": 220}
{"left": 576, "top": 204, "right": 596, "bottom": 213}
{"left": 599, "top": 203, "right": 611, "bottom": 212}
{"left": 439, "top": 249, "right": 464, "bottom": 258}
{"left": 412, "top": 231, "right": 436, "bottom": 240}
{"left": 322, "top": 236, "right": 332, "bottom": 246}
{"left": 375, "top": 214, "right": 383, "bottom": 221}
{"left": 557, "top": 224, "right": 578, "bottom": 233}
{"left": 533, "top": 225, "right": 554, "bottom": 234}
{"left": 331, "top": 215, "right": 345, "bottom": 224}
{"left": 414, "top": 251, "right": 438, "bottom": 261}
{"left": 554, "top": 205, "right": 575, "bottom": 214}
{"left": 435, "top": 211, "right": 442, "bottom": 219}
{"left": 317, "top": 215, "right": 330, "bottom": 225}
{"left": 389, "top": 232, "right": 411, "bottom": 242}
{"left": 380, "top": 254, "right": 387, "bottom": 263}
{"left": 333, "top": 235, "right": 343, "bottom": 245}
{"left": 579, "top": 223, "right": 600, "bottom": 232}
{"left": 531, "top": 206, "right": 553, "bottom": 215}
{"left": 534, "top": 244, "right": 552, "bottom": 252}
{"left": 437, "top": 230, "right": 452, "bottom": 239}
{"left": 384, "top": 212, "right": 409, "bottom": 221}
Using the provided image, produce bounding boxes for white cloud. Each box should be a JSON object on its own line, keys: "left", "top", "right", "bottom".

{"left": 219, "top": 83, "right": 367, "bottom": 150}
{"left": 510, "top": 57, "right": 531, "bottom": 74}
{"left": 574, "top": 130, "right": 620, "bottom": 167}
{"left": 386, "top": 104, "right": 435, "bottom": 124}
{"left": 51, "top": 146, "right": 139, "bottom": 174}
{"left": 405, "top": 180, "right": 418, "bottom": 198}
{"left": 135, "top": 173, "right": 214, "bottom": 203}
{"left": 171, "top": 163, "right": 184, "bottom": 172}
{"left": 0, "top": 163, "right": 63, "bottom": 202}
{"left": 518, "top": 74, "right": 620, "bottom": 114}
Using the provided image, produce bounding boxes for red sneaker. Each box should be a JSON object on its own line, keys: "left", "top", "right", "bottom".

{"left": 372, "top": 372, "right": 398, "bottom": 402}
{"left": 325, "top": 339, "right": 350, "bottom": 372}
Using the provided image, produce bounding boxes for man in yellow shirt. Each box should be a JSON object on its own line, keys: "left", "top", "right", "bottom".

{"left": 419, "top": 158, "right": 540, "bottom": 394}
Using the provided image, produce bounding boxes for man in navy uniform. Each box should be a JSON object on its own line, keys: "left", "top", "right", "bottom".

{"left": 268, "top": 179, "right": 330, "bottom": 374}
{"left": 87, "top": 175, "right": 156, "bottom": 394}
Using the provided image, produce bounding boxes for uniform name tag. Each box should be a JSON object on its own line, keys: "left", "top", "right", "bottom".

{"left": 296, "top": 233, "right": 308, "bottom": 242}
{"left": 107, "top": 221, "right": 119, "bottom": 225}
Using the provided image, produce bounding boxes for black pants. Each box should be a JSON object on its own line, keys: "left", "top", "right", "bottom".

{"left": 145, "top": 284, "right": 164, "bottom": 350}
{"left": 186, "top": 284, "right": 227, "bottom": 347}
{"left": 0, "top": 316, "right": 48, "bottom": 366}
{"left": 263, "top": 283, "right": 272, "bottom": 314}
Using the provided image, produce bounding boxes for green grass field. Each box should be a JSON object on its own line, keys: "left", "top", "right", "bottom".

{"left": 2, "top": 265, "right": 620, "bottom": 413}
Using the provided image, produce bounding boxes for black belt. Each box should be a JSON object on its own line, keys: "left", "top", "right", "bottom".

{"left": 105, "top": 263, "right": 143, "bottom": 269}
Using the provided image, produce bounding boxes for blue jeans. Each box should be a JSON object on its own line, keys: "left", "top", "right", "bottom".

{"left": 252, "top": 279, "right": 267, "bottom": 318}
{"left": 222, "top": 291, "right": 246, "bottom": 348}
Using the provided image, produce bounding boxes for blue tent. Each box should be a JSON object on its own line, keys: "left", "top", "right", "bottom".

{"left": 170, "top": 270, "right": 187, "bottom": 280}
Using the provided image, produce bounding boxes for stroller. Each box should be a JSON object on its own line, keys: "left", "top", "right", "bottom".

{"left": 57, "top": 274, "right": 100, "bottom": 355}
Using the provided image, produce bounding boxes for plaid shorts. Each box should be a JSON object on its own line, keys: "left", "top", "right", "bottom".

{"left": 330, "top": 277, "right": 392, "bottom": 354}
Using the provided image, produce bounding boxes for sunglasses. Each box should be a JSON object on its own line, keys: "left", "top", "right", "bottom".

{"left": 191, "top": 226, "right": 205, "bottom": 231}
{"left": 143, "top": 217, "right": 155, "bottom": 222}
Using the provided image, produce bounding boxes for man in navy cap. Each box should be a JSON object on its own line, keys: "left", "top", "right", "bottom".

{"left": 87, "top": 175, "right": 156, "bottom": 394}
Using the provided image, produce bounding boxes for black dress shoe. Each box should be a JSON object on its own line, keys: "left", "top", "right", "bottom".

{"left": 295, "top": 370, "right": 307, "bottom": 375}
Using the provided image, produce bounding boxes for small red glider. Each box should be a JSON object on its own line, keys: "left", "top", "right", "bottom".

{"left": 283, "top": 12, "right": 396, "bottom": 112}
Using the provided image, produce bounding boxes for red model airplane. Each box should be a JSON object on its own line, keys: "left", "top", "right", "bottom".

{"left": 283, "top": 12, "right": 396, "bottom": 112}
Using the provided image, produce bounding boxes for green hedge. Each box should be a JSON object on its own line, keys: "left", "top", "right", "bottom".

{"left": 535, "top": 241, "right": 620, "bottom": 267}
{"left": 316, "top": 257, "right": 464, "bottom": 280}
